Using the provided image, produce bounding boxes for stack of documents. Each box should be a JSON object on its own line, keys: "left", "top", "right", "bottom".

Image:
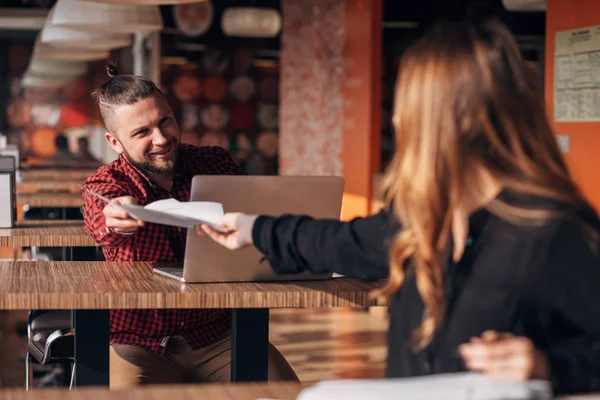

{"left": 295, "top": 373, "right": 552, "bottom": 400}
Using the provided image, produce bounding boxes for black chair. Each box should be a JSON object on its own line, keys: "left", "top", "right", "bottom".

{"left": 25, "top": 310, "right": 74, "bottom": 390}
{"left": 20, "top": 205, "right": 97, "bottom": 389}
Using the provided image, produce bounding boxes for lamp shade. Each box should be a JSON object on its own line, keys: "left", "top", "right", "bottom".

{"left": 21, "top": 73, "right": 77, "bottom": 89}
{"left": 222, "top": 8, "right": 281, "bottom": 38}
{"left": 80, "top": 0, "right": 206, "bottom": 4}
{"left": 51, "top": 0, "right": 163, "bottom": 33}
{"left": 41, "top": 7, "right": 132, "bottom": 50}
{"left": 33, "top": 36, "right": 109, "bottom": 61}
{"left": 27, "top": 58, "right": 88, "bottom": 77}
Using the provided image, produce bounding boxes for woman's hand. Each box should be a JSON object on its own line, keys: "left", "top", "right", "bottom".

{"left": 196, "top": 213, "right": 259, "bottom": 250}
{"left": 459, "top": 330, "right": 550, "bottom": 381}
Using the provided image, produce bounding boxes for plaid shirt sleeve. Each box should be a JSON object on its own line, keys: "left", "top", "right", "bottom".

{"left": 81, "top": 166, "right": 137, "bottom": 248}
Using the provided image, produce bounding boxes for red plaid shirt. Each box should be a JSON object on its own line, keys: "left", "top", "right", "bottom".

{"left": 82, "top": 144, "right": 241, "bottom": 355}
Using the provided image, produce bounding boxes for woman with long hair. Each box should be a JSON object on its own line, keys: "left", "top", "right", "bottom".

{"left": 199, "top": 19, "right": 600, "bottom": 395}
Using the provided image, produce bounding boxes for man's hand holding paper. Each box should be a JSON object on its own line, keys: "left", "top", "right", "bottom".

{"left": 87, "top": 189, "right": 228, "bottom": 233}
{"left": 103, "top": 196, "right": 145, "bottom": 234}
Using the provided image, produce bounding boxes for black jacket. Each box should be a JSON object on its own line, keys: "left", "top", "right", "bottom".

{"left": 252, "top": 192, "right": 600, "bottom": 395}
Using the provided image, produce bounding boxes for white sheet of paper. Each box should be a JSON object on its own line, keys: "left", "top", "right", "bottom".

{"left": 86, "top": 189, "right": 228, "bottom": 232}
{"left": 295, "top": 372, "right": 552, "bottom": 400}
{"left": 143, "top": 198, "right": 224, "bottom": 224}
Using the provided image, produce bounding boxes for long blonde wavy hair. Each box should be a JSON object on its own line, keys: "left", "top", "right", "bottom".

{"left": 374, "top": 20, "right": 594, "bottom": 349}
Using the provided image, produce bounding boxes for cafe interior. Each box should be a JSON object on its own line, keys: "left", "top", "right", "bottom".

{"left": 0, "top": 0, "right": 596, "bottom": 399}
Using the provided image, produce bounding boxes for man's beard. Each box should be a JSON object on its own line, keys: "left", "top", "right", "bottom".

{"left": 123, "top": 143, "right": 179, "bottom": 174}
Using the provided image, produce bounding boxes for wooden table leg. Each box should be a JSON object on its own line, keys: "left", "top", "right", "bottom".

{"left": 64, "top": 247, "right": 74, "bottom": 261}
{"left": 231, "top": 308, "right": 269, "bottom": 382}
{"left": 61, "top": 207, "right": 69, "bottom": 261}
{"left": 73, "top": 310, "right": 109, "bottom": 387}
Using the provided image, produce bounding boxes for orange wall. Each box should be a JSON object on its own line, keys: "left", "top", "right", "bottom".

{"left": 341, "top": 0, "right": 382, "bottom": 220}
{"left": 545, "top": 0, "right": 600, "bottom": 211}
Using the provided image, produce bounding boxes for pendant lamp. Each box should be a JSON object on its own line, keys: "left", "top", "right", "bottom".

{"left": 21, "top": 73, "right": 77, "bottom": 89}
{"left": 41, "top": 7, "right": 132, "bottom": 50}
{"left": 33, "top": 36, "right": 109, "bottom": 62}
{"left": 27, "top": 58, "right": 88, "bottom": 77}
{"left": 51, "top": 0, "right": 163, "bottom": 33}
{"left": 222, "top": 8, "right": 281, "bottom": 38}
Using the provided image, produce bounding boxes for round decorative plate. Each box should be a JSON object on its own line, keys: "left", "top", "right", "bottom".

{"left": 173, "top": 74, "right": 202, "bottom": 102}
{"left": 256, "top": 131, "right": 278, "bottom": 157}
{"left": 257, "top": 103, "right": 279, "bottom": 130}
{"left": 201, "top": 104, "right": 230, "bottom": 130}
{"left": 176, "top": 103, "right": 200, "bottom": 131}
{"left": 230, "top": 75, "right": 256, "bottom": 103}
{"left": 173, "top": 1, "right": 214, "bottom": 37}
{"left": 203, "top": 49, "right": 230, "bottom": 75}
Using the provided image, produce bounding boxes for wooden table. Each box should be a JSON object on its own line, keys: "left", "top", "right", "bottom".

{"left": 0, "top": 384, "right": 596, "bottom": 400}
{"left": 1, "top": 382, "right": 303, "bottom": 399}
{"left": 17, "top": 180, "right": 82, "bottom": 194}
{"left": 0, "top": 261, "right": 386, "bottom": 387}
{"left": 17, "top": 193, "right": 84, "bottom": 209}
{"left": 0, "top": 261, "right": 384, "bottom": 309}
{"left": 16, "top": 193, "right": 84, "bottom": 226}
{"left": 0, "top": 220, "right": 94, "bottom": 247}
{"left": 20, "top": 169, "right": 96, "bottom": 181}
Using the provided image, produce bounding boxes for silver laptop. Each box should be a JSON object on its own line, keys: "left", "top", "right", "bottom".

{"left": 153, "top": 175, "right": 345, "bottom": 283}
